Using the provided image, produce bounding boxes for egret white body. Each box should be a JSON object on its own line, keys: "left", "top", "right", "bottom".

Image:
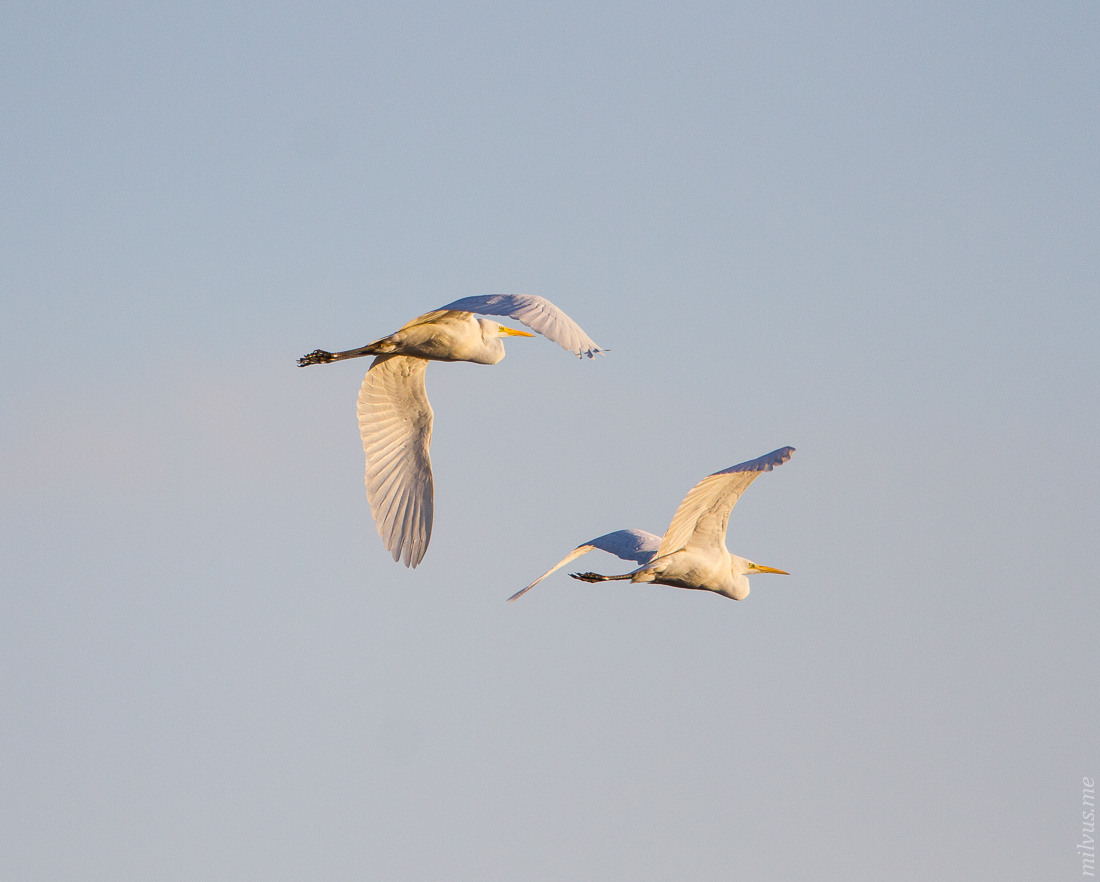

{"left": 508, "top": 447, "right": 794, "bottom": 602}
{"left": 299, "top": 294, "right": 604, "bottom": 568}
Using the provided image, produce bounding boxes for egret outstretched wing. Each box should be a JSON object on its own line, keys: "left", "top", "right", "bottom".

{"left": 437, "top": 294, "right": 605, "bottom": 358}
{"left": 357, "top": 355, "right": 434, "bottom": 567}
{"left": 508, "top": 529, "right": 661, "bottom": 602}
{"left": 656, "top": 446, "right": 795, "bottom": 557}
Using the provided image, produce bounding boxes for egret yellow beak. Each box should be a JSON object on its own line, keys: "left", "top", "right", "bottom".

{"left": 753, "top": 565, "right": 789, "bottom": 575}
{"left": 500, "top": 325, "right": 535, "bottom": 337}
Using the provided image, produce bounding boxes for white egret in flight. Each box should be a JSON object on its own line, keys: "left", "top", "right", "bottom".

{"left": 508, "top": 446, "right": 794, "bottom": 602}
{"left": 299, "top": 294, "right": 604, "bottom": 568}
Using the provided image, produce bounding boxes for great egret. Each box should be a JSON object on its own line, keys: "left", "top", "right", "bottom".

{"left": 298, "top": 294, "right": 604, "bottom": 568}
{"left": 508, "top": 446, "right": 794, "bottom": 602}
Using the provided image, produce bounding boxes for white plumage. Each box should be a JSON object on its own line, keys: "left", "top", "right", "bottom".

{"left": 299, "top": 295, "right": 604, "bottom": 567}
{"left": 510, "top": 447, "right": 794, "bottom": 602}
{"left": 356, "top": 355, "right": 434, "bottom": 568}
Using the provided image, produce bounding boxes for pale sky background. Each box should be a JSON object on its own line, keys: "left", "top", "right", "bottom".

{"left": 3, "top": 2, "right": 1098, "bottom": 879}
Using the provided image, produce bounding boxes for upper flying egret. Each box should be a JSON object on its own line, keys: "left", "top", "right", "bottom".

{"left": 507, "top": 446, "right": 794, "bottom": 602}
{"left": 299, "top": 294, "right": 604, "bottom": 568}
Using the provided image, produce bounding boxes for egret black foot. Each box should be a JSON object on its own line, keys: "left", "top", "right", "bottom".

{"left": 298, "top": 349, "right": 336, "bottom": 366}
{"left": 570, "top": 571, "right": 606, "bottom": 583}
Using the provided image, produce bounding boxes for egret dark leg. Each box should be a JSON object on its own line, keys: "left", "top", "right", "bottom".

{"left": 570, "top": 571, "right": 634, "bottom": 583}
{"left": 298, "top": 344, "right": 382, "bottom": 367}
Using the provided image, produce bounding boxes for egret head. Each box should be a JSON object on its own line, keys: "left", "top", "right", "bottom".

{"left": 726, "top": 555, "right": 789, "bottom": 601}
{"left": 474, "top": 319, "right": 535, "bottom": 363}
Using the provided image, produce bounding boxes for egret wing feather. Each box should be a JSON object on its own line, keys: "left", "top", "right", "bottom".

{"left": 507, "top": 529, "right": 661, "bottom": 602}
{"left": 436, "top": 294, "right": 605, "bottom": 358}
{"left": 586, "top": 529, "right": 663, "bottom": 563}
{"left": 357, "top": 355, "right": 435, "bottom": 568}
{"left": 656, "top": 447, "right": 795, "bottom": 557}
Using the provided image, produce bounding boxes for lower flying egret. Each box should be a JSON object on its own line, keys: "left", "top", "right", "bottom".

{"left": 508, "top": 447, "right": 794, "bottom": 602}
{"left": 299, "top": 294, "right": 604, "bottom": 568}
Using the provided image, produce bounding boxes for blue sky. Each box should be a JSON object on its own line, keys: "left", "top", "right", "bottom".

{"left": 3, "top": 2, "right": 1098, "bottom": 879}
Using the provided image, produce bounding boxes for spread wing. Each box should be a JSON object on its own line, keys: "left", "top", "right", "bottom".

{"left": 357, "top": 355, "right": 434, "bottom": 567}
{"left": 436, "top": 294, "right": 605, "bottom": 358}
{"left": 507, "top": 529, "right": 661, "bottom": 602}
{"left": 656, "top": 447, "right": 795, "bottom": 557}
